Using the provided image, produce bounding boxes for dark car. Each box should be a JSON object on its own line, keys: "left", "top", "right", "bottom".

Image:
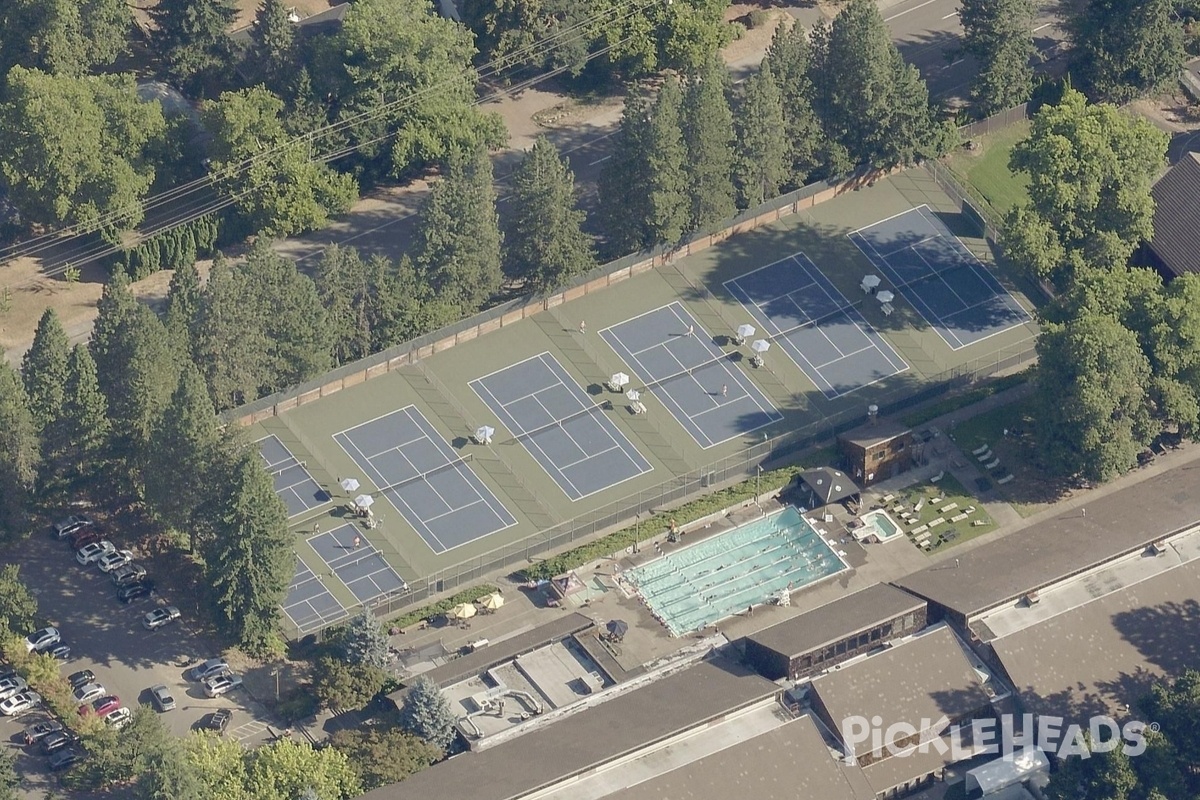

{"left": 116, "top": 580, "right": 155, "bottom": 603}
{"left": 67, "top": 670, "right": 95, "bottom": 690}
{"left": 51, "top": 514, "right": 93, "bottom": 540}
{"left": 47, "top": 747, "right": 84, "bottom": 771}
{"left": 23, "top": 719, "right": 63, "bottom": 745}
{"left": 40, "top": 730, "right": 78, "bottom": 755}
{"left": 111, "top": 563, "right": 147, "bottom": 587}
{"left": 206, "top": 708, "right": 232, "bottom": 734}
{"left": 69, "top": 527, "right": 103, "bottom": 550}
{"left": 48, "top": 644, "right": 71, "bottom": 661}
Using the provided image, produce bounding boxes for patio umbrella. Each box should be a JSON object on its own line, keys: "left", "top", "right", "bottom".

{"left": 861, "top": 274, "right": 882, "bottom": 289}
{"left": 606, "top": 619, "right": 628, "bottom": 638}
{"left": 339, "top": 477, "right": 360, "bottom": 493}
{"left": 736, "top": 323, "right": 756, "bottom": 340}
{"left": 449, "top": 603, "right": 477, "bottom": 620}
{"left": 354, "top": 494, "right": 375, "bottom": 510}
{"left": 751, "top": 339, "right": 771, "bottom": 354}
{"left": 877, "top": 290, "right": 895, "bottom": 304}
{"left": 475, "top": 425, "right": 495, "bottom": 443}
{"left": 626, "top": 389, "right": 641, "bottom": 401}
{"left": 479, "top": 592, "right": 504, "bottom": 611}
{"left": 611, "top": 372, "right": 630, "bottom": 388}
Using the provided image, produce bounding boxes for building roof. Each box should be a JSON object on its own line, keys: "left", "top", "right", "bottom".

{"left": 992, "top": 559, "right": 1200, "bottom": 725}
{"left": 228, "top": 3, "right": 349, "bottom": 47}
{"left": 861, "top": 734, "right": 959, "bottom": 795}
{"left": 617, "top": 714, "right": 873, "bottom": 800}
{"left": 893, "top": 461, "right": 1200, "bottom": 620}
{"left": 1149, "top": 152, "right": 1200, "bottom": 277}
{"left": 364, "top": 656, "right": 778, "bottom": 800}
{"left": 745, "top": 583, "right": 926, "bottom": 659}
{"left": 811, "top": 626, "right": 992, "bottom": 743}
{"left": 838, "top": 419, "right": 913, "bottom": 449}
{"left": 798, "top": 468, "right": 861, "bottom": 506}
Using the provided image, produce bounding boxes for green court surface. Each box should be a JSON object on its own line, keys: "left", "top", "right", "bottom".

{"left": 249, "top": 169, "right": 1041, "bottom": 634}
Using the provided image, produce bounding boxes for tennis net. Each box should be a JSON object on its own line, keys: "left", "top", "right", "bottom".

{"left": 505, "top": 401, "right": 615, "bottom": 445}
{"left": 371, "top": 453, "right": 474, "bottom": 495}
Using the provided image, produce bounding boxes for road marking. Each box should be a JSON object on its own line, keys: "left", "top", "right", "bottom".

{"left": 947, "top": 58, "right": 965, "bottom": 68}
{"left": 1033, "top": 22, "right": 1051, "bottom": 31}
{"left": 942, "top": 10, "right": 958, "bottom": 18}
{"left": 884, "top": 0, "right": 942, "bottom": 22}
{"left": 589, "top": 155, "right": 612, "bottom": 166}
{"left": 228, "top": 719, "right": 270, "bottom": 741}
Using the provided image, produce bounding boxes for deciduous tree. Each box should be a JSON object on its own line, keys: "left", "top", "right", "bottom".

{"left": 0, "top": 565, "right": 37, "bottom": 635}
{"left": 243, "top": 739, "right": 362, "bottom": 800}
{"left": 959, "top": 0, "right": 1036, "bottom": 114}
{"left": 0, "top": 0, "right": 131, "bottom": 78}
{"left": 681, "top": 59, "right": 736, "bottom": 231}
{"left": 504, "top": 137, "right": 594, "bottom": 293}
{"left": 1069, "top": 0, "right": 1184, "bottom": 102}
{"left": 327, "top": 727, "right": 439, "bottom": 790}
{"left": 0, "top": 746, "right": 15, "bottom": 800}
{"left": 312, "top": 656, "right": 387, "bottom": 711}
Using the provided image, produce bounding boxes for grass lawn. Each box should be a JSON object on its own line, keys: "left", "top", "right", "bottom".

{"left": 947, "top": 120, "right": 1032, "bottom": 219}
{"left": 948, "top": 396, "right": 1073, "bottom": 517}
{"left": 883, "top": 472, "right": 997, "bottom": 552}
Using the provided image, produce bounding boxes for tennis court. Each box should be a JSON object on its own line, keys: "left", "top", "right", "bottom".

{"left": 258, "top": 435, "right": 331, "bottom": 518}
{"left": 600, "top": 303, "right": 782, "bottom": 448}
{"left": 848, "top": 206, "right": 1031, "bottom": 350}
{"left": 308, "top": 526, "right": 408, "bottom": 604}
{"left": 282, "top": 561, "right": 348, "bottom": 634}
{"left": 724, "top": 253, "right": 909, "bottom": 399}
{"left": 470, "top": 352, "right": 653, "bottom": 501}
{"left": 333, "top": 406, "right": 516, "bottom": 554}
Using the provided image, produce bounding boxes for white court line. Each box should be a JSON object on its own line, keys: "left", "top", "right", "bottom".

{"left": 532, "top": 391, "right": 592, "bottom": 467}
{"left": 391, "top": 443, "right": 455, "bottom": 517}
{"left": 884, "top": 0, "right": 941, "bottom": 21}
{"left": 812, "top": 343, "right": 877, "bottom": 370}
{"left": 942, "top": 10, "right": 958, "bottom": 18}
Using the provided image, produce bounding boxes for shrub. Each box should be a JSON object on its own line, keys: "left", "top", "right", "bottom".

{"left": 277, "top": 690, "right": 320, "bottom": 723}
{"left": 747, "top": 9, "right": 771, "bottom": 28}
{"left": 312, "top": 656, "right": 388, "bottom": 712}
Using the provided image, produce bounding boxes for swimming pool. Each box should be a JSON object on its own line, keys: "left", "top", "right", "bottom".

{"left": 624, "top": 507, "right": 847, "bottom": 635}
{"left": 860, "top": 509, "right": 903, "bottom": 541}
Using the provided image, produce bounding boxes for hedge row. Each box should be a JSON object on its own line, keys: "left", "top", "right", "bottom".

{"left": 108, "top": 213, "right": 221, "bottom": 281}
{"left": 899, "top": 370, "right": 1030, "bottom": 429}
{"left": 390, "top": 583, "right": 500, "bottom": 630}
{"left": 521, "top": 462, "right": 807, "bottom": 582}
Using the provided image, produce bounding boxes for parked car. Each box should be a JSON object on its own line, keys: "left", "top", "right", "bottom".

{"left": 111, "top": 563, "right": 147, "bottom": 586}
{"left": 23, "top": 719, "right": 63, "bottom": 745}
{"left": 116, "top": 580, "right": 155, "bottom": 603}
{"left": 150, "top": 684, "right": 176, "bottom": 712}
{"left": 206, "top": 708, "right": 232, "bottom": 734}
{"left": 0, "top": 676, "right": 28, "bottom": 702}
{"left": 69, "top": 526, "right": 103, "bottom": 550}
{"left": 67, "top": 670, "right": 95, "bottom": 690}
{"left": 51, "top": 514, "right": 93, "bottom": 539}
{"left": 47, "top": 644, "right": 71, "bottom": 661}
{"left": 72, "top": 683, "right": 105, "bottom": 705}
{"left": 0, "top": 691, "right": 41, "bottom": 716}
{"left": 80, "top": 695, "right": 120, "bottom": 717}
{"left": 24, "top": 627, "right": 60, "bottom": 652}
{"left": 203, "top": 673, "right": 242, "bottom": 698}
{"left": 104, "top": 707, "right": 132, "bottom": 729}
{"left": 142, "top": 606, "right": 181, "bottom": 630}
{"left": 97, "top": 549, "right": 134, "bottom": 573}
{"left": 0, "top": 666, "right": 14, "bottom": 682}
{"left": 76, "top": 540, "right": 116, "bottom": 565}
{"left": 188, "top": 658, "right": 230, "bottom": 682}
{"left": 48, "top": 748, "right": 85, "bottom": 771}
{"left": 40, "top": 730, "right": 78, "bottom": 755}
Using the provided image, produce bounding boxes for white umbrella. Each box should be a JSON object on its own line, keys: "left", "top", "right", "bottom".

{"left": 626, "top": 389, "right": 641, "bottom": 401}
{"left": 611, "top": 372, "right": 630, "bottom": 388}
{"left": 449, "top": 603, "right": 477, "bottom": 620}
{"left": 751, "top": 339, "right": 771, "bottom": 354}
{"left": 877, "top": 290, "right": 895, "bottom": 304}
{"left": 736, "top": 323, "right": 756, "bottom": 340}
{"left": 862, "top": 275, "right": 882, "bottom": 289}
{"left": 478, "top": 592, "right": 504, "bottom": 611}
{"left": 475, "top": 425, "right": 494, "bottom": 443}
{"left": 354, "top": 494, "right": 375, "bottom": 509}
{"left": 339, "top": 477, "right": 360, "bottom": 493}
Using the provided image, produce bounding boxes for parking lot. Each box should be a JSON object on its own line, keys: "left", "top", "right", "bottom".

{"left": 1, "top": 534, "right": 277, "bottom": 795}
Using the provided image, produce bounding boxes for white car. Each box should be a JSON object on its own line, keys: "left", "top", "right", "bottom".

{"left": 97, "top": 549, "right": 134, "bottom": 573}
{"left": 24, "top": 627, "right": 60, "bottom": 652}
{"left": 72, "top": 683, "right": 105, "bottom": 705}
{"left": 104, "top": 707, "right": 132, "bottom": 730}
{"left": 202, "top": 673, "right": 243, "bottom": 698}
{"left": 0, "top": 676, "right": 28, "bottom": 702}
{"left": 76, "top": 540, "right": 115, "bottom": 565}
{"left": 142, "top": 606, "right": 181, "bottom": 630}
{"left": 0, "top": 691, "right": 41, "bottom": 716}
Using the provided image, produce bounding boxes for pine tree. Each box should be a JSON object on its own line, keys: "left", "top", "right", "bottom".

{"left": 764, "top": 22, "right": 823, "bottom": 184}
{"left": 206, "top": 448, "right": 293, "bottom": 653}
{"left": 734, "top": 61, "right": 789, "bottom": 208}
{"left": 60, "top": 344, "right": 109, "bottom": 476}
{"left": 247, "top": 0, "right": 296, "bottom": 93}
{"left": 399, "top": 676, "right": 457, "bottom": 752}
{"left": 0, "top": 362, "right": 39, "bottom": 537}
{"left": 90, "top": 270, "right": 138, "bottom": 390}
{"left": 598, "top": 89, "right": 655, "bottom": 255}
{"left": 144, "top": 363, "right": 220, "bottom": 546}
{"left": 1069, "top": 0, "right": 1184, "bottom": 103}
{"left": 681, "top": 59, "right": 736, "bottom": 233}
{"left": 415, "top": 146, "right": 503, "bottom": 314}
{"left": 164, "top": 260, "right": 202, "bottom": 362}
{"left": 504, "top": 137, "right": 594, "bottom": 294}
{"left": 149, "top": 0, "right": 238, "bottom": 96}
{"left": 959, "top": 0, "right": 1035, "bottom": 114}
{"left": 192, "top": 255, "right": 266, "bottom": 410}
{"left": 644, "top": 76, "right": 689, "bottom": 247}
{"left": 21, "top": 308, "right": 70, "bottom": 437}
{"left": 342, "top": 610, "right": 391, "bottom": 669}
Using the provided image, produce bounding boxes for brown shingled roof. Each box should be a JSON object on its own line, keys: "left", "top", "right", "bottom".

{"left": 1148, "top": 152, "right": 1200, "bottom": 277}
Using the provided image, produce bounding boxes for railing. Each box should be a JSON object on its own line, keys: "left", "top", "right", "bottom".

{"left": 958, "top": 104, "right": 1028, "bottom": 139}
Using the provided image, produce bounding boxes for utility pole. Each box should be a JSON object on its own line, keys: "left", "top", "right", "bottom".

{"left": 633, "top": 513, "right": 641, "bottom": 554}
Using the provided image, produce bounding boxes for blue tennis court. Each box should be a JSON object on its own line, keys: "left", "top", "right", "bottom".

{"left": 307, "top": 526, "right": 408, "bottom": 604}
{"left": 258, "top": 435, "right": 331, "bottom": 518}
{"left": 333, "top": 407, "right": 516, "bottom": 554}
{"left": 848, "top": 206, "right": 1031, "bottom": 350}
{"left": 470, "top": 352, "right": 653, "bottom": 501}
{"left": 724, "top": 254, "right": 909, "bottom": 399}
{"left": 282, "top": 560, "right": 348, "bottom": 634}
{"left": 600, "top": 303, "right": 782, "bottom": 448}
